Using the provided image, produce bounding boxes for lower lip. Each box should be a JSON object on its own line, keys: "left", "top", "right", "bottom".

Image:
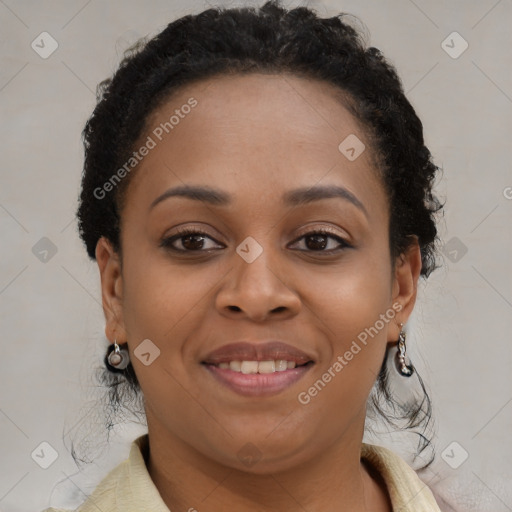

{"left": 203, "top": 363, "right": 313, "bottom": 397}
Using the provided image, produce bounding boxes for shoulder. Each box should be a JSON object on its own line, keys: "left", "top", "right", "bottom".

{"left": 361, "top": 442, "right": 442, "bottom": 512}
{"left": 41, "top": 434, "right": 169, "bottom": 512}
{"left": 39, "top": 443, "right": 134, "bottom": 512}
{"left": 39, "top": 457, "right": 130, "bottom": 512}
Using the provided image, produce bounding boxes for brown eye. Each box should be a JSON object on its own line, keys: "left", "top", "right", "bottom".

{"left": 160, "top": 227, "right": 350, "bottom": 255}
{"left": 289, "top": 230, "right": 350, "bottom": 253}
{"left": 160, "top": 228, "right": 223, "bottom": 252}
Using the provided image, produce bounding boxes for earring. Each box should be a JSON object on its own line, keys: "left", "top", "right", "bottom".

{"left": 106, "top": 339, "right": 130, "bottom": 371}
{"left": 395, "top": 324, "right": 414, "bottom": 377}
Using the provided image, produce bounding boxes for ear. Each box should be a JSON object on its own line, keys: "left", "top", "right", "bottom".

{"left": 388, "top": 237, "right": 422, "bottom": 342}
{"left": 95, "top": 236, "right": 126, "bottom": 343}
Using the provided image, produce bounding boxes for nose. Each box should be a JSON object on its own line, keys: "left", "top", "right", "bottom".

{"left": 215, "top": 246, "right": 301, "bottom": 323}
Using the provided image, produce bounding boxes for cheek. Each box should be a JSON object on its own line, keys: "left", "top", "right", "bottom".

{"left": 298, "top": 241, "right": 393, "bottom": 406}
{"left": 121, "top": 246, "right": 221, "bottom": 339}
{"left": 119, "top": 248, "right": 226, "bottom": 398}
{"left": 308, "top": 241, "right": 393, "bottom": 340}
{"left": 119, "top": 253, "right": 214, "bottom": 430}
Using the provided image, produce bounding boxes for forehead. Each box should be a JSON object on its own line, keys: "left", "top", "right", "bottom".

{"left": 122, "top": 72, "right": 386, "bottom": 218}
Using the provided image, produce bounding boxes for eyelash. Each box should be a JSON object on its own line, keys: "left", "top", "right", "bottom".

{"left": 160, "top": 226, "right": 351, "bottom": 254}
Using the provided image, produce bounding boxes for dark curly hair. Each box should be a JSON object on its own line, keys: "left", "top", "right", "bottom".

{"left": 72, "top": 0, "right": 443, "bottom": 472}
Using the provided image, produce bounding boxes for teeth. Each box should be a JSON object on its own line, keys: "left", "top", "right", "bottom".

{"left": 241, "top": 361, "right": 259, "bottom": 374}
{"left": 275, "top": 360, "right": 288, "bottom": 372}
{"left": 229, "top": 361, "right": 241, "bottom": 372}
{"left": 217, "top": 360, "right": 301, "bottom": 373}
{"left": 258, "top": 360, "right": 275, "bottom": 374}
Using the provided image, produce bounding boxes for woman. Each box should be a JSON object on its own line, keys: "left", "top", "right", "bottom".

{"left": 44, "top": 1, "right": 443, "bottom": 510}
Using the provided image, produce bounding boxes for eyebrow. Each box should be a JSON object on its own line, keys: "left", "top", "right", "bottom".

{"left": 150, "top": 184, "right": 368, "bottom": 217}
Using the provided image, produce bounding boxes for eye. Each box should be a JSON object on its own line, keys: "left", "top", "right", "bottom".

{"left": 289, "top": 229, "right": 351, "bottom": 253}
{"left": 160, "top": 227, "right": 224, "bottom": 252}
{"left": 160, "top": 227, "right": 351, "bottom": 254}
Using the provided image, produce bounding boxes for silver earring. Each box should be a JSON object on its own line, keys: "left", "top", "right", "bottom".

{"left": 106, "top": 339, "right": 130, "bottom": 370}
{"left": 395, "top": 326, "right": 414, "bottom": 377}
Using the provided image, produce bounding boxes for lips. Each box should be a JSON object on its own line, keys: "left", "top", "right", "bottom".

{"left": 201, "top": 341, "right": 315, "bottom": 397}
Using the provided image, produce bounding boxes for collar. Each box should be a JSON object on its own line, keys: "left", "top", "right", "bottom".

{"left": 80, "top": 434, "right": 441, "bottom": 511}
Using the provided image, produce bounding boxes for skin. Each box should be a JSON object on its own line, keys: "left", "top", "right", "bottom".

{"left": 96, "top": 72, "right": 422, "bottom": 512}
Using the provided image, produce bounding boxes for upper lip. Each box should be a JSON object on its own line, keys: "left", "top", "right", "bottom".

{"left": 202, "top": 341, "right": 315, "bottom": 365}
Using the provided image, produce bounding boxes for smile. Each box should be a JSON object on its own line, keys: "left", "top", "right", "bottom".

{"left": 201, "top": 340, "right": 315, "bottom": 397}
{"left": 202, "top": 360, "right": 314, "bottom": 397}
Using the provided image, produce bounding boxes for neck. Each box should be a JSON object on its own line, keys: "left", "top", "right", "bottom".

{"left": 145, "top": 414, "right": 391, "bottom": 512}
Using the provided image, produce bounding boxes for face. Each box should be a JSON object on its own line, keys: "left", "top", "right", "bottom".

{"left": 96, "top": 72, "right": 421, "bottom": 474}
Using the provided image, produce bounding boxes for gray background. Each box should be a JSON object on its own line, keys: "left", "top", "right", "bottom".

{"left": 1, "top": 0, "right": 511, "bottom": 511}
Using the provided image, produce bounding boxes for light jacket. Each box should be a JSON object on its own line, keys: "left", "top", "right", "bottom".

{"left": 42, "top": 434, "right": 442, "bottom": 511}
